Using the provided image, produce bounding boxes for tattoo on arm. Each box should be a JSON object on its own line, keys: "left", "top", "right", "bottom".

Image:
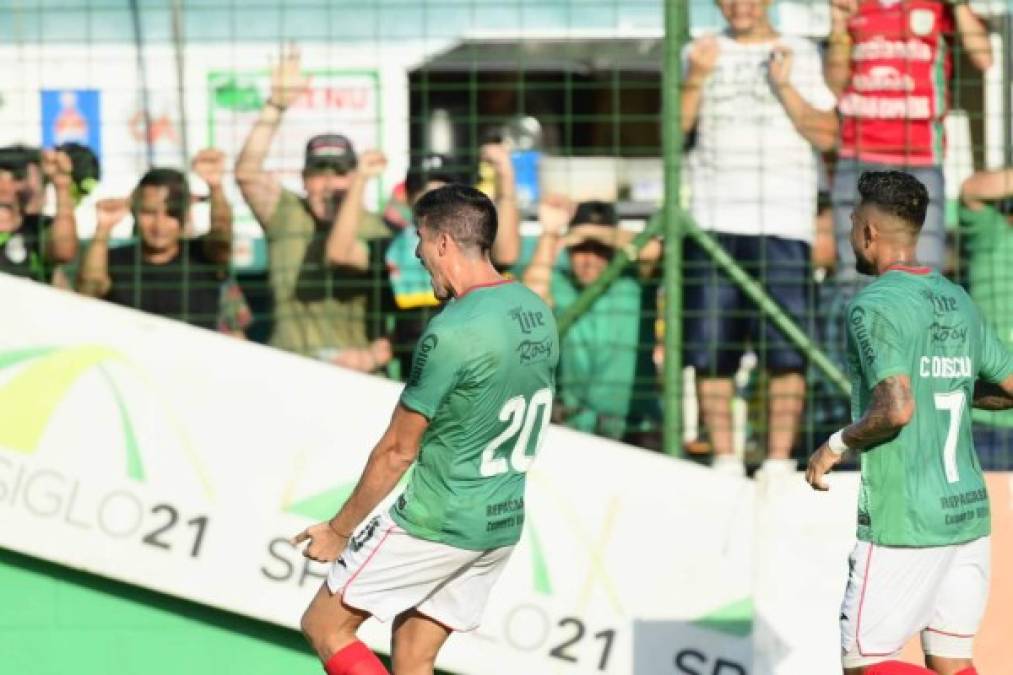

{"left": 842, "top": 375, "right": 914, "bottom": 451}
{"left": 973, "top": 379, "right": 1013, "bottom": 411}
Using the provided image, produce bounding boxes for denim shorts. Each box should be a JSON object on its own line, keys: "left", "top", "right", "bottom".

{"left": 683, "top": 232, "right": 812, "bottom": 376}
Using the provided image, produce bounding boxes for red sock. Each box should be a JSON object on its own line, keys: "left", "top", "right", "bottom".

{"left": 955, "top": 668, "right": 978, "bottom": 675}
{"left": 865, "top": 661, "right": 934, "bottom": 675}
{"left": 323, "top": 640, "right": 389, "bottom": 675}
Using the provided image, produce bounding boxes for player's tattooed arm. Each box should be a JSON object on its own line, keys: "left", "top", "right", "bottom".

{"left": 842, "top": 375, "right": 915, "bottom": 451}
{"left": 973, "top": 375, "right": 1013, "bottom": 411}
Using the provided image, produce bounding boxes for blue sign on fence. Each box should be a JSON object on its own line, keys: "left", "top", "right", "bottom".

{"left": 41, "top": 89, "right": 101, "bottom": 159}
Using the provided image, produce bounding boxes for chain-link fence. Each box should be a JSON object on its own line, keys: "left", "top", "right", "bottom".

{"left": 1, "top": 0, "right": 1011, "bottom": 470}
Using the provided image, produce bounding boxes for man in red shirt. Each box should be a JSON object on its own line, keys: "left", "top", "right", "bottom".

{"left": 818, "top": 0, "right": 992, "bottom": 428}
{"left": 825, "top": 0, "right": 991, "bottom": 266}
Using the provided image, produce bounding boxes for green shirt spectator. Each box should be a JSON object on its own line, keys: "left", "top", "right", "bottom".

{"left": 960, "top": 201, "right": 1013, "bottom": 428}
{"left": 522, "top": 198, "right": 662, "bottom": 441}
{"left": 551, "top": 267, "right": 641, "bottom": 438}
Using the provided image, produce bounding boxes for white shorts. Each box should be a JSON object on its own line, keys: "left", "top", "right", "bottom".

{"left": 326, "top": 510, "right": 514, "bottom": 631}
{"left": 840, "top": 536, "right": 990, "bottom": 668}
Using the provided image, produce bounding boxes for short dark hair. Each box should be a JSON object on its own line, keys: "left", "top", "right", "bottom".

{"left": 413, "top": 183, "right": 497, "bottom": 255}
{"left": 857, "top": 171, "right": 929, "bottom": 230}
{"left": 134, "top": 167, "right": 190, "bottom": 224}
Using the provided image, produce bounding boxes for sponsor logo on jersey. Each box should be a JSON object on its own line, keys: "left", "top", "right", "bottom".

{"left": 929, "top": 322, "right": 968, "bottom": 344}
{"left": 852, "top": 36, "right": 932, "bottom": 62}
{"left": 509, "top": 306, "right": 546, "bottom": 334}
{"left": 407, "top": 333, "right": 438, "bottom": 386}
{"left": 517, "top": 337, "right": 552, "bottom": 365}
{"left": 910, "top": 9, "right": 935, "bottom": 37}
{"left": 849, "top": 306, "right": 877, "bottom": 368}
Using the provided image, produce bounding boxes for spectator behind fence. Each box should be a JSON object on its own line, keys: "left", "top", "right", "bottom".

{"left": 681, "top": 0, "right": 837, "bottom": 475}
{"left": 960, "top": 168, "right": 1013, "bottom": 467}
{"left": 821, "top": 0, "right": 993, "bottom": 392}
{"left": 0, "top": 145, "right": 78, "bottom": 281}
{"left": 383, "top": 145, "right": 520, "bottom": 376}
{"left": 76, "top": 150, "right": 242, "bottom": 333}
{"left": 234, "top": 46, "right": 391, "bottom": 371}
{"left": 523, "top": 197, "right": 660, "bottom": 441}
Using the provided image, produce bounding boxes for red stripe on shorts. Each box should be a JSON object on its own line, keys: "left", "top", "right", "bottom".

{"left": 856, "top": 544, "right": 898, "bottom": 657}
{"left": 341, "top": 526, "right": 396, "bottom": 594}
{"left": 924, "top": 627, "right": 975, "bottom": 639}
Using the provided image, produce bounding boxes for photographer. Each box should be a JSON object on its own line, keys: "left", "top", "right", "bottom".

{"left": 0, "top": 145, "right": 79, "bottom": 280}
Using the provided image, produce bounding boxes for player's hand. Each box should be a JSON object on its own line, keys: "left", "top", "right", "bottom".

{"left": 269, "top": 44, "right": 309, "bottom": 110}
{"left": 687, "top": 36, "right": 720, "bottom": 83}
{"left": 41, "top": 149, "right": 74, "bottom": 190}
{"left": 291, "top": 521, "right": 349, "bottom": 563}
{"left": 805, "top": 443, "right": 843, "bottom": 491}
{"left": 356, "top": 150, "right": 388, "bottom": 179}
{"left": 191, "top": 148, "right": 227, "bottom": 188}
{"left": 768, "top": 45, "right": 794, "bottom": 90}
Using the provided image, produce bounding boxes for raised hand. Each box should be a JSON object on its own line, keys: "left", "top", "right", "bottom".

{"left": 480, "top": 142, "right": 513, "bottom": 175}
{"left": 41, "top": 149, "right": 74, "bottom": 190}
{"left": 537, "top": 194, "right": 574, "bottom": 236}
{"left": 687, "top": 36, "right": 720, "bottom": 83}
{"left": 191, "top": 148, "right": 227, "bottom": 188}
{"left": 830, "top": 0, "right": 858, "bottom": 32}
{"left": 269, "top": 44, "right": 310, "bottom": 110}
{"left": 95, "top": 197, "right": 130, "bottom": 234}
{"left": 768, "top": 44, "right": 795, "bottom": 89}
{"left": 356, "top": 150, "right": 388, "bottom": 179}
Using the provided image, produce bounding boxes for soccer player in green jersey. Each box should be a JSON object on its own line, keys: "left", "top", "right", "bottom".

{"left": 291, "top": 184, "right": 559, "bottom": 675}
{"left": 806, "top": 171, "right": 1013, "bottom": 675}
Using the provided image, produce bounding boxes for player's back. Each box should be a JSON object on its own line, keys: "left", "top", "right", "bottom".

{"left": 393, "top": 280, "right": 559, "bottom": 550}
{"left": 848, "top": 267, "right": 995, "bottom": 546}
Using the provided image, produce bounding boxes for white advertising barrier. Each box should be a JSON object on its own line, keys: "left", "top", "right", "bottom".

{"left": 0, "top": 275, "right": 755, "bottom": 675}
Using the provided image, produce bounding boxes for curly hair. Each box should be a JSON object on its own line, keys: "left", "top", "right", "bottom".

{"left": 857, "top": 170, "right": 929, "bottom": 230}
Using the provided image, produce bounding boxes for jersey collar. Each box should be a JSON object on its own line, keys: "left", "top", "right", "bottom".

{"left": 459, "top": 278, "right": 514, "bottom": 298}
{"left": 885, "top": 263, "right": 932, "bottom": 275}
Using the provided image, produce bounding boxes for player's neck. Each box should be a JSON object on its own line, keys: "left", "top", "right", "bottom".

{"left": 450, "top": 259, "right": 505, "bottom": 299}
{"left": 876, "top": 249, "right": 922, "bottom": 276}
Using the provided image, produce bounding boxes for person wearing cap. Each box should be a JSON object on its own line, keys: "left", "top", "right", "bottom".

{"left": 523, "top": 196, "right": 660, "bottom": 441}
{"left": 234, "top": 46, "right": 390, "bottom": 367}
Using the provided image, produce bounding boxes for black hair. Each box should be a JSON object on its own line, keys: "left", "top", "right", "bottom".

{"left": 413, "top": 184, "right": 497, "bottom": 256}
{"left": 133, "top": 167, "right": 190, "bottom": 225}
{"left": 857, "top": 171, "right": 929, "bottom": 231}
{"left": 57, "top": 142, "right": 101, "bottom": 195}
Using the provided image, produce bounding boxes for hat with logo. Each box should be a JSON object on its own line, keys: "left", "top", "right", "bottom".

{"left": 304, "top": 134, "right": 357, "bottom": 173}
{"left": 570, "top": 200, "right": 617, "bottom": 228}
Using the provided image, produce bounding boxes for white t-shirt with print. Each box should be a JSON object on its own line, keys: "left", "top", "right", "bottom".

{"left": 684, "top": 34, "right": 836, "bottom": 244}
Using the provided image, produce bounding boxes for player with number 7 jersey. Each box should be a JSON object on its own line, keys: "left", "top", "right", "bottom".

{"left": 393, "top": 280, "right": 559, "bottom": 549}
{"left": 805, "top": 171, "right": 1013, "bottom": 674}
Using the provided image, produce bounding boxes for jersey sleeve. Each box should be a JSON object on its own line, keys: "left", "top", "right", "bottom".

{"left": 978, "top": 320, "right": 1013, "bottom": 383}
{"left": 399, "top": 320, "right": 463, "bottom": 420}
{"left": 848, "top": 300, "right": 909, "bottom": 386}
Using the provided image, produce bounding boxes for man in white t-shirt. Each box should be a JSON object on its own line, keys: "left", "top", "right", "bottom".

{"left": 681, "top": 0, "right": 837, "bottom": 476}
